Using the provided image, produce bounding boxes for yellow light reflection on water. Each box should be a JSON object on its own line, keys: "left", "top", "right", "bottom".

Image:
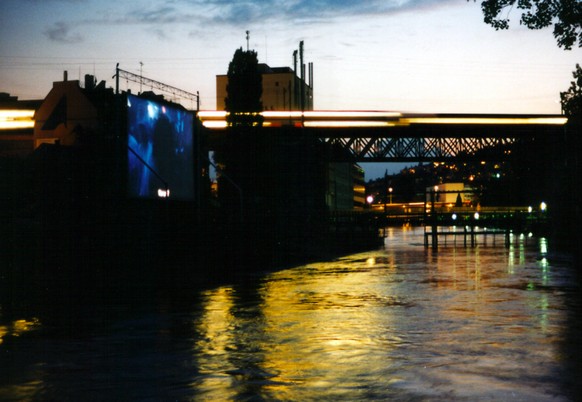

{"left": 256, "top": 260, "right": 405, "bottom": 399}
{"left": 0, "top": 326, "right": 7, "bottom": 345}
{"left": 189, "top": 228, "right": 567, "bottom": 399}
{"left": 192, "top": 258, "right": 404, "bottom": 400}
{"left": 195, "top": 287, "right": 235, "bottom": 358}
{"left": 0, "top": 318, "right": 41, "bottom": 345}
{"left": 191, "top": 286, "right": 239, "bottom": 400}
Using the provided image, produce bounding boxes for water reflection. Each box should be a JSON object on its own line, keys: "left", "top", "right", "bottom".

{"left": 0, "top": 227, "right": 577, "bottom": 400}
{"left": 188, "top": 227, "right": 574, "bottom": 400}
{"left": 0, "top": 318, "right": 41, "bottom": 345}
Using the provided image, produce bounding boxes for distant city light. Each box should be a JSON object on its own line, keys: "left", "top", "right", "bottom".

{"left": 366, "top": 195, "right": 374, "bottom": 204}
{"left": 474, "top": 212, "right": 479, "bottom": 220}
{"left": 540, "top": 238, "right": 548, "bottom": 255}
{"left": 540, "top": 202, "right": 547, "bottom": 212}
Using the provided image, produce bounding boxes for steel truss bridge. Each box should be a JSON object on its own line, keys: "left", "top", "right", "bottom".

{"left": 197, "top": 111, "right": 568, "bottom": 162}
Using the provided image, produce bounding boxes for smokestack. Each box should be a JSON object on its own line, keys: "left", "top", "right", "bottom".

{"left": 309, "top": 62, "right": 313, "bottom": 110}
{"left": 63, "top": 70, "right": 68, "bottom": 81}
{"left": 299, "top": 41, "right": 304, "bottom": 112}
{"left": 293, "top": 50, "right": 298, "bottom": 109}
{"left": 299, "top": 41, "right": 304, "bottom": 81}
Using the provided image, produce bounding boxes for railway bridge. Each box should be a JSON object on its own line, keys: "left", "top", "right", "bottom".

{"left": 197, "top": 110, "right": 567, "bottom": 162}
{"left": 197, "top": 110, "right": 569, "bottom": 248}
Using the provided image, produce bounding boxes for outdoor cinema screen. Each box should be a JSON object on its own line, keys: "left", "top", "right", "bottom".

{"left": 127, "top": 94, "right": 194, "bottom": 200}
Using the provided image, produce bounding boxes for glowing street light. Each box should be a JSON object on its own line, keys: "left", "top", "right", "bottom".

{"left": 540, "top": 202, "right": 547, "bottom": 212}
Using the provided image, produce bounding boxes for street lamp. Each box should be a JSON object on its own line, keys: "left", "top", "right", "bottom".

{"left": 388, "top": 187, "right": 393, "bottom": 204}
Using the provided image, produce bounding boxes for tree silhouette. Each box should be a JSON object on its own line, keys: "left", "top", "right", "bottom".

{"left": 561, "top": 64, "right": 582, "bottom": 117}
{"left": 215, "top": 47, "right": 266, "bottom": 224}
{"left": 471, "top": 0, "right": 582, "bottom": 50}
{"left": 225, "top": 47, "right": 263, "bottom": 127}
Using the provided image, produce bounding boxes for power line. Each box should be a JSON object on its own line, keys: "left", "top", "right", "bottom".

{"left": 115, "top": 65, "right": 200, "bottom": 110}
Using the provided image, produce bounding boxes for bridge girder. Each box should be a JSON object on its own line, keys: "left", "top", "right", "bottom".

{"left": 323, "top": 136, "right": 516, "bottom": 162}
{"left": 305, "top": 123, "right": 564, "bottom": 162}
{"left": 199, "top": 111, "right": 567, "bottom": 163}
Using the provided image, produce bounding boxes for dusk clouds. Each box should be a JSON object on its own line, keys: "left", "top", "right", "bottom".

{"left": 40, "top": 0, "right": 452, "bottom": 43}
{"left": 44, "top": 22, "right": 83, "bottom": 44}
{"left": 2, "top": 0, "right": 577, "bottom": 118}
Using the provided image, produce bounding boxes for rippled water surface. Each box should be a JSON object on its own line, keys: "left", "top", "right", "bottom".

{"left": 1, "top": 227, "right": 579, "bottom": 400}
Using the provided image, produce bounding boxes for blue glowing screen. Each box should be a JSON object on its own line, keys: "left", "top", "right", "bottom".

{"left": 127, "top": 94, "right": 194, "bottom": 199}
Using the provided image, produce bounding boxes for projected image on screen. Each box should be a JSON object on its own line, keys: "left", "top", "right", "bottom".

{"left": 127, "top": 94, "right": 194, "bottom": 200}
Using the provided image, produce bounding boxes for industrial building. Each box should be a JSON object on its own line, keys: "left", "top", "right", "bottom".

{"left": 216, "top": 63, "right": 313, "bottom": 111}
{"left": 214, "top": 46, "right": 367, "bottom": 211}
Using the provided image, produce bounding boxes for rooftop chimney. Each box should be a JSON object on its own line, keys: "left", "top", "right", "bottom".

{"left": 85, "top": 74, "right": 96, "bottom": 90}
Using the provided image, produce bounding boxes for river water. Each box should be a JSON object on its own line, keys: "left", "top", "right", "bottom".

{"left": 1, "top": 226, "right": 580, "bottom": 401}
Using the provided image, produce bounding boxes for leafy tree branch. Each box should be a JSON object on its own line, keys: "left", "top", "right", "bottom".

{"left": 471, "top": 0, "right": 582, "bottom": 49}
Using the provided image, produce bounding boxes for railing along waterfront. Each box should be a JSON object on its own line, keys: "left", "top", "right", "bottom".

{"left": 362, "top": 202, "right": 548, "bottom": 248}
{"left": 423, "top": 205, "right": 548, "bottom": 249}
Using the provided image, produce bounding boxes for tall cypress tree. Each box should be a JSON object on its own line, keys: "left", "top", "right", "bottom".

{"left": 225, "top": 47, "right": 263, "bottom": 127}
{"left": 216, "top": 47, "right": 266, "bottom": 225}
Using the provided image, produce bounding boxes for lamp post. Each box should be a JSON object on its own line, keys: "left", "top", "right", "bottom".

{"left": 389, "top": 187, "right": 393, "bottom": 204}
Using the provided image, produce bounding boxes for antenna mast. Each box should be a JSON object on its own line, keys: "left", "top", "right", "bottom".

{"left": 246, "top": 31, "right": 250, "bottom": 51}
{"left": 139, "top": 61, "right": 144, "bottom": 93}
